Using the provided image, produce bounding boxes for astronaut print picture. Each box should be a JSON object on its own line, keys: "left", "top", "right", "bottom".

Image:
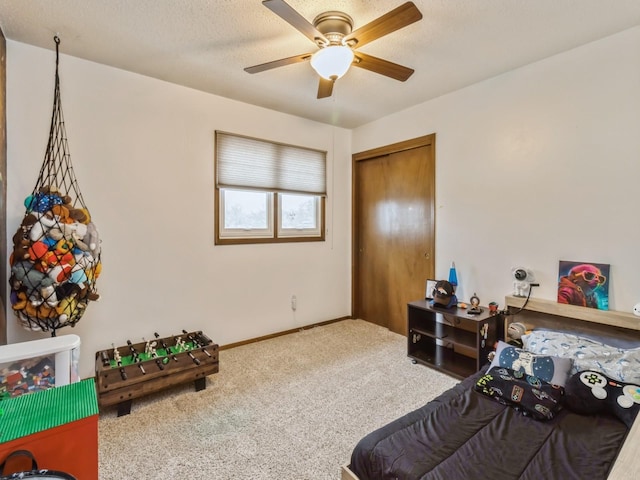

{"left": 557, "top": 260, "right": 610, "bottom": 310}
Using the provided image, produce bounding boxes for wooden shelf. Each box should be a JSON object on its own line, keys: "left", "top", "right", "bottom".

{"left": 407, "top": 300, "right": 500, "bottom": 379}
{"left": 504, "top": 295, "right": 640, "bottom": 331}
{"left": 410, "top": 324, "right": 476, "bottom": 347}
{"left": 409, "top": 343, "right": 476, "bottom": 380}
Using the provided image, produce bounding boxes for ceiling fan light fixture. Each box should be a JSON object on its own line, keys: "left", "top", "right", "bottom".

{"left": 310, "top": 45, "right": 354, "bottom": 80}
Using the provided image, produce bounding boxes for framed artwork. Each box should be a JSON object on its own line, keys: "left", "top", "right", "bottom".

{"left": 558, "top": 260, "right": 610, "bottom": 310}
{"left": 425, "top": 279, "right": 438, "bottom": 300}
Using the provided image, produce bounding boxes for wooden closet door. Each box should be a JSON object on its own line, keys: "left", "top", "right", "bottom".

{"left": 354, "top": 135, "right": 435, "bottom": 336}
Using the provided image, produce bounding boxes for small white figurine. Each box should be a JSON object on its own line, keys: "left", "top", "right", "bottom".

{"left": 512, "top": 267, "right": 534, "bottom": 297}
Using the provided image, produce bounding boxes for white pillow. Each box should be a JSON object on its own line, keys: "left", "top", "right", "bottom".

{"left": 522, "top": 330, "right": 640, "bottom": 384}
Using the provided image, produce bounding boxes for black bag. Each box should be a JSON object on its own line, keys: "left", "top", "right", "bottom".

{"left": 0, "top": 450, "right": 76, "bottom": 479}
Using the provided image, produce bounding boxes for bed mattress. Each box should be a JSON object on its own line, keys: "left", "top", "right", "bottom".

{"left": 348, "top": 369, "right": 628, "bottom": 480}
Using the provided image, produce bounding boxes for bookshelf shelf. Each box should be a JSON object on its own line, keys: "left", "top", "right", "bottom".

{"left": 504, "top": 295, "right": 640, "bottom": 332}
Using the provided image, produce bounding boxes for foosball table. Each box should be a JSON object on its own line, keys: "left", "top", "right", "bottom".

{"left": 95, "top": 330, "right": 219, "bottom": 416}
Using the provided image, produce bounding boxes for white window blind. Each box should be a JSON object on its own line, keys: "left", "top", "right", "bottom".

{"left": 216, "top": 131, "right": 327, "bottom": 195}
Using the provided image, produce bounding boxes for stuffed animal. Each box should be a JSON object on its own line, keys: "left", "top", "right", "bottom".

{"left": 11, "top": 261, "right": 47, "bottom": 294}
{"left": 24, "top": 301, "right": 39, "bottom": 317}
{"left": 37, "top": 302, "right": 58, "bottom": 319}
{"left": 57, "top": 282, "right": 100, "bottom": 303}
{"left": 86, "top": 290, "right": 100, "bottom": 302}
{"left": 53, "top": 239, "right": 70, "bottom": 254}
{"left": 56, "top": 293, "right": 83, "bottom": 323}
{"left": 68, "top": 264, "right": 88, "bottom": 289}
{"left": 39, "top": 185, "right": 61, "bottom": 195}
{"left": 54, "top": 239, "right": 75, "bottom": 260}
{"left": 24, "top": 189, "right": 64, "bottom": 214}
{"left": 85, "top": 260, "right": 102, "bottom": 287}
{"left": 11, "top": 229, "right": 32, "bottom": 264}
{"left": 48, "top": 264, "right": 73, "bottom": 284}
{"left": 57, "top": 194, "right": 90, "bottom": 225}
{"left": 68, "top": 206, "right": 90, "bottom": 224}
{"left": 40, "top": 283, "right": 59, "bottom": 307}
{"left": 48, "top": 222, "right": 90, "bottom": 251}
{"left": 11, "top": 290, "right": 28, "bottom": 311}
{"left": 83, "top": 222, "right": 101, "bottom": 257}
{"left": 51, "top": 204, "right": 71, "bottom": 224}
{"left": 28, "top": 212, "right": 57, "bottom": 242}
{"left": 15, "top": 311, "right": 41, "bottom": 331}
{"left": 28, "top": 241, "right": 57, "bottom": 272}
{"left": 10, "top": 261, "right": 56, "bottom": 306}
{"left": 23, "top": 299, "right": 57, "bottom": 319}
{"left": 74, "top": 251, "right": 95, "bottom": 269}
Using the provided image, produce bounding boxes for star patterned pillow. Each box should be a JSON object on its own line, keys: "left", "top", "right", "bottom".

{"left": 488, "top": 341, "right": 573, "bottom": 387}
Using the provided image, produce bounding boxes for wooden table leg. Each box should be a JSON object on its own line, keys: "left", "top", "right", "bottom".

{"left": 194, "top": 377, "right": 206, "bottom": 392}
{"left": 116, "top": 400, "right": 132, "bottom": 417}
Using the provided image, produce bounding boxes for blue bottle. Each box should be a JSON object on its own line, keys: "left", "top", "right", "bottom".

{"left": 448, "top": 261, "right": 458, "bottom": 288}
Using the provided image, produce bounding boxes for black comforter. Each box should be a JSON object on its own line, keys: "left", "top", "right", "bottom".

{"left": 349, "top": 369, "right": 628, "bottom": 480}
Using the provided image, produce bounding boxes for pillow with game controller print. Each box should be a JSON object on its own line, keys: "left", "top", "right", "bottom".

{"left": 564, "top": 370, "right": 640, "bottom": 428}
{"left": 475, "top": 366, "right": 565, "bottom": 421}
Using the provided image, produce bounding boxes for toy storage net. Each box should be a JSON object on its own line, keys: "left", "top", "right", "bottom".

{"left": 9, "top": 37, "right": 101, "bottom": 336}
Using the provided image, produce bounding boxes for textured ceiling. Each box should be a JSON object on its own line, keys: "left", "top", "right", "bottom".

{"left": 1, "top": 0, "right": 639, "bottom": 128}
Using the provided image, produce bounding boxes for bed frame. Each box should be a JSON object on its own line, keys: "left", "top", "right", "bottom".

{"left": 341, "top": 296, "right": 640, "bottom": 480}
{"left": 341, "top": 465, "right": 359, "bottom": 480}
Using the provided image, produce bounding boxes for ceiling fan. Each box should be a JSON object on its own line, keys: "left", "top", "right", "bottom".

{"left": 244, "top": 0, "right": 423, "bottom": 99}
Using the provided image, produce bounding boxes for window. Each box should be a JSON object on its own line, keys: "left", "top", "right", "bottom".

{"left": 215, "top": 131, "right": 326, "bottom": 244}
{"left": 278, "top": 193, "right": 321, "bottom": 237}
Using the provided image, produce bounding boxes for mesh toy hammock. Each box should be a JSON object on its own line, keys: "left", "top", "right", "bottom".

{"left": 9, "top": 37, "right": 102, "bottom": 336}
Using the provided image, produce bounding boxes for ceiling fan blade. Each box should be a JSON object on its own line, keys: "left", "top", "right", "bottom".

{"left": 262, "top": 0, "right": 328, "bottom": 45}
{"left": 344, "top": 2, "right": 422, "bottom": 48}
{"left": 353, "top": 52, "right": 414, "bottom": 81}
{"left": 244, "top": 53, "right": 312, "bottom": 74}
{"left": 317, "top": 77, "right": 335, "bottom": 99}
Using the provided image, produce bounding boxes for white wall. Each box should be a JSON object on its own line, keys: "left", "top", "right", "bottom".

{"left": 353, "top": 27, "right": 640, "bottom": 313}
{"left": 7, "top": 26, "right": 640, "bottom": 379}
{"left": 6, "top": 41, "right": 352, "bottom": 379}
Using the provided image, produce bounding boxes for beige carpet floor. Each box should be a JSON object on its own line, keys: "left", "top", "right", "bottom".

{"left": 98, "top": 319, "right": 459, "bottom": 479}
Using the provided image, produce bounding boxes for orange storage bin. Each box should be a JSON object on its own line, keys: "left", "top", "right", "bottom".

{"left": 0, "top": 379, "right": 98, "bottom": 480}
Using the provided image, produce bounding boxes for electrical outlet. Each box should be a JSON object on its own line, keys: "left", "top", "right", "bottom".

{"left": 291, "top": 295, "right": 297, "bottom": 311}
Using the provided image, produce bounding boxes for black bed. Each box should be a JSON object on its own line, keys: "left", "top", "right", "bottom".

{"left": 348, "top": 367, "right": 629, "bottom": 480}
{"left": 344, "top": 297, "right": 640, "bottom": 480}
